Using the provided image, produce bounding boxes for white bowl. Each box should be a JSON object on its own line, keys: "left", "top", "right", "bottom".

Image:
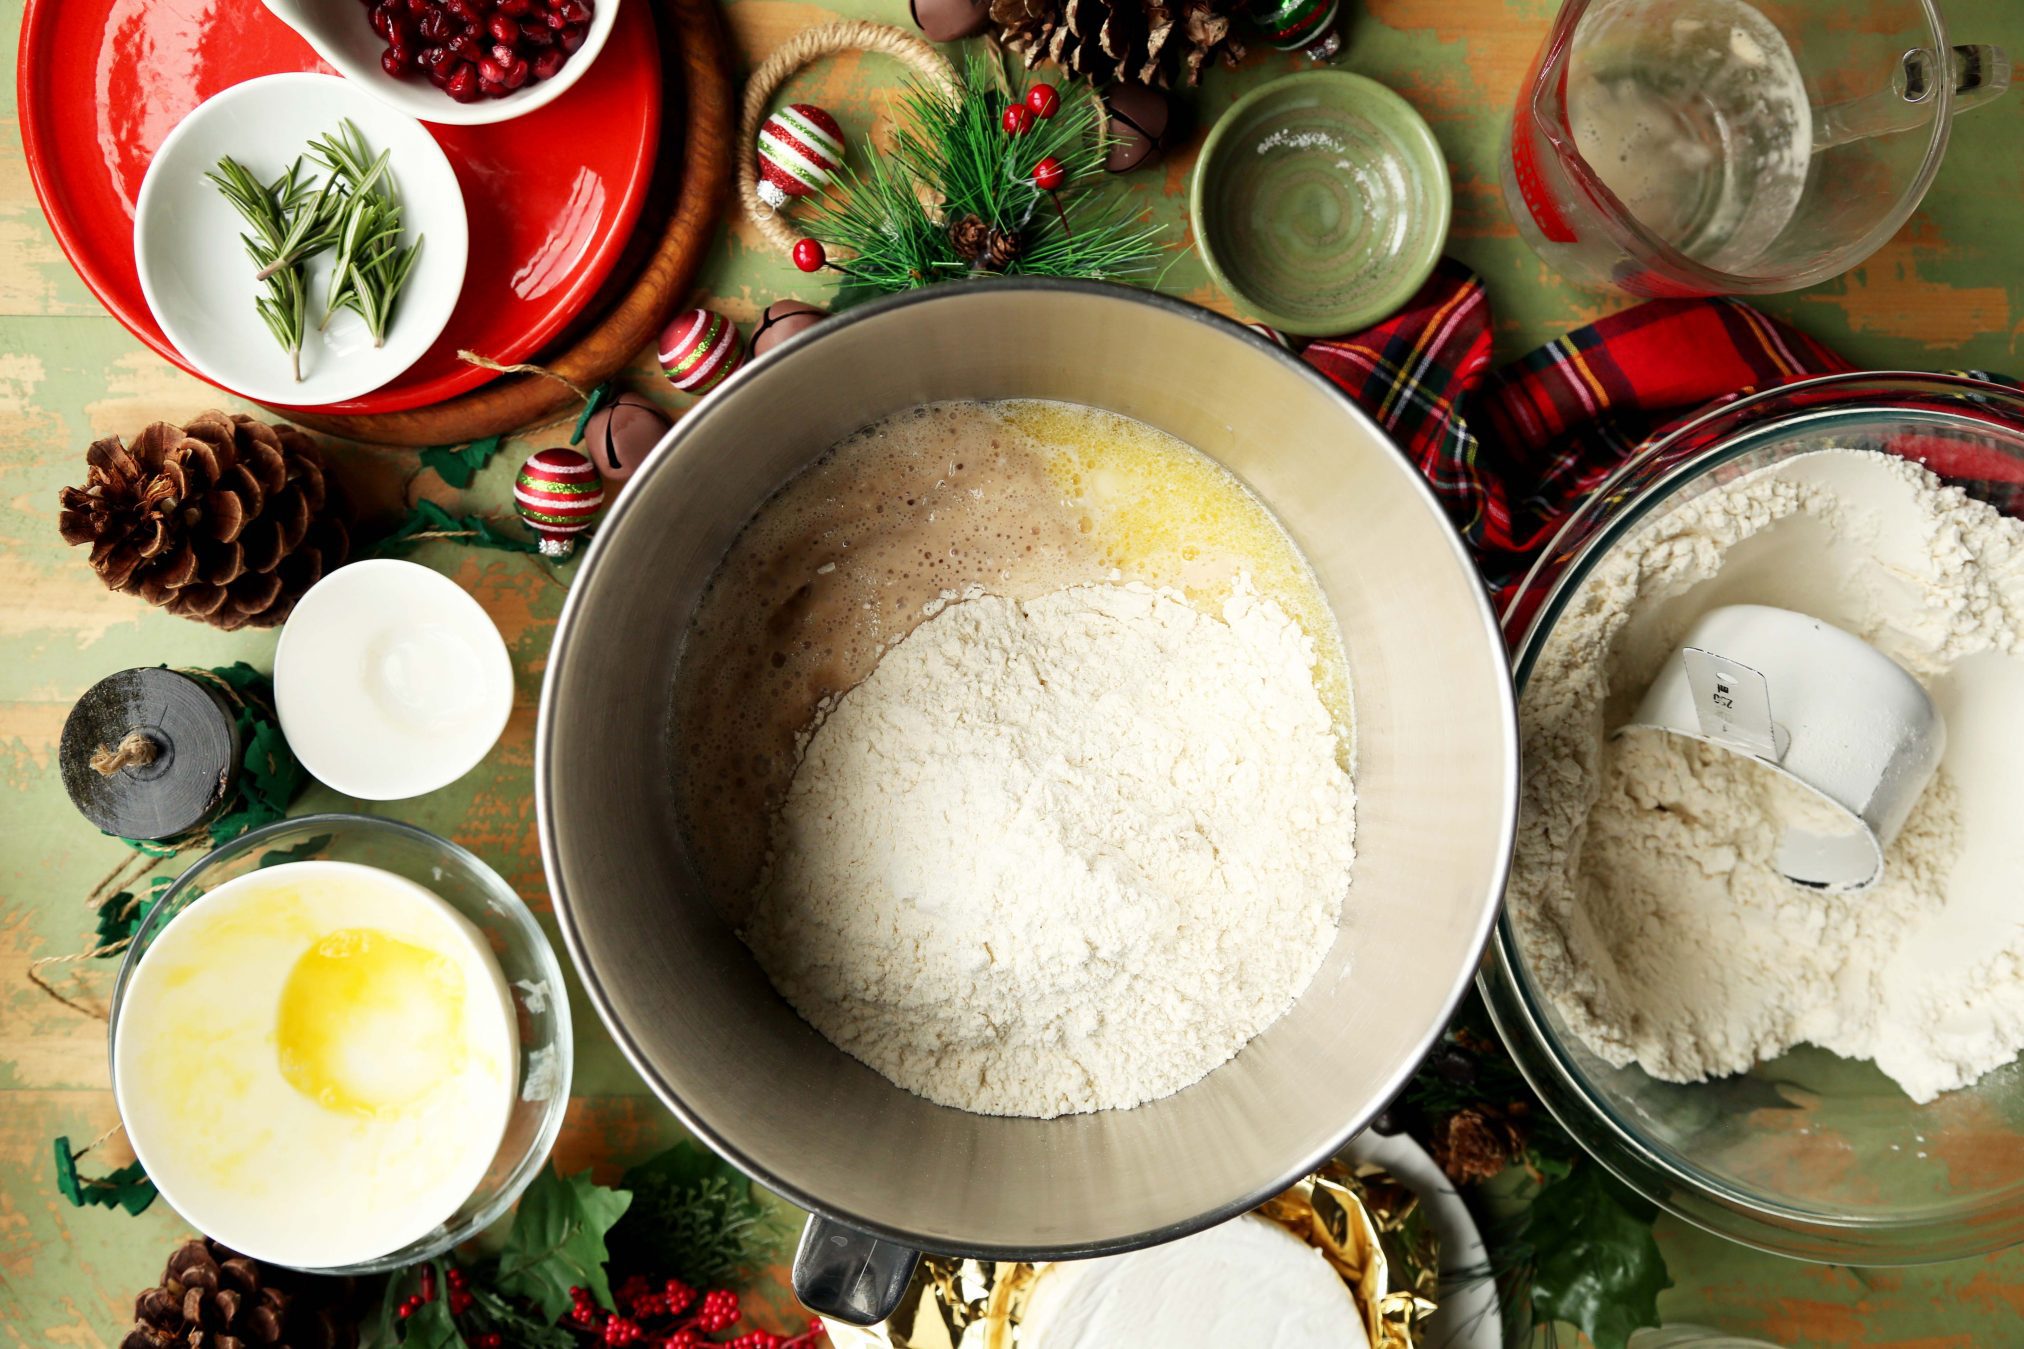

{"left": 275, "top": 559, "right": 515, "bottom": 800}
{"left": 135, "top": 73, "right": 468, "bottom": 407}
{"left": 263, "top": 0, "right": 622, "bottom": 127}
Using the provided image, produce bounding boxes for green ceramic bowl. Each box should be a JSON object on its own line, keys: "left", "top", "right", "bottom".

{"left": 1190, "top": 70, "right": 1452, "bottom": 336}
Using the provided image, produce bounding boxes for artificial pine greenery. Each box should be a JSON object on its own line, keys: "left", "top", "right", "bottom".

{"left": 806, "top": 55, "right": 1165, "bottom": 301}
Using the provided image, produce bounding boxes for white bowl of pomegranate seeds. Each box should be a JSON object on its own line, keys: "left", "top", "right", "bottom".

{"left": 262, "top": 0, "right": 618, "bottom": 126}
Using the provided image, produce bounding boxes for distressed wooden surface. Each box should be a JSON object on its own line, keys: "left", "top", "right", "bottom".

{"left": 3, "top": 1, "right": 2022, "bottom": 1344}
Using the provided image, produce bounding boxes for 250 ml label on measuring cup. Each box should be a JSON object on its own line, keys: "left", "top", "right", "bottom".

{"left": 1682, "top": 647, "right": 1780, "bottom": 759}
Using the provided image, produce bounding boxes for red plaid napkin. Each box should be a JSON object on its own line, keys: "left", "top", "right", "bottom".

{"left": 1299, "top": 260, "right": 1862, "bottom": 598}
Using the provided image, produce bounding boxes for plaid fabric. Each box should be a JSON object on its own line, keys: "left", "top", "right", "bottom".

{"left": 1300, "top": 260, "right": 1863, "bottom": 594}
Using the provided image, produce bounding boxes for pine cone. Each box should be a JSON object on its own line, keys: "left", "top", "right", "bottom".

{"left": 122, "top": 1237, "right": 364, "bottom": 1349}
{"left": 58, "top": 411, "right": 348, "bottom": 631}
{"left": 1429, "top": 1106, "right": 1528, "bottom": 1184}
{"left": 949, "top": 213, "right": 990, "bottom": 262}
{"left": 989, "top": 0, "right": 1244, "bottom": 88}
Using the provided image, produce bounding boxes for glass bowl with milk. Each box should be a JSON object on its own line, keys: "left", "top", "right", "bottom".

{"left": 109, "top": 815, "right": 571, "bottom": 1272}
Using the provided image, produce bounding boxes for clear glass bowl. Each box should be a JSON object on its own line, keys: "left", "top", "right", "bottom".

{"left": 1483, "top": 372, "right": 2024, "bottom": 1263}
{"left": 108, "top": 814, "right": 572, "bottom": 1274}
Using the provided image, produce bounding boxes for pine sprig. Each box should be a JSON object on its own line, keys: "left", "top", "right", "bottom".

{"left": 806, "top": 56, "right": 1164, "bottom": 297}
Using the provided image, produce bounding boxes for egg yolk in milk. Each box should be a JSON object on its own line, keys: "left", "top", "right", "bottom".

{"left": 114, "top": 861, "right": 517, "bottom": 1270}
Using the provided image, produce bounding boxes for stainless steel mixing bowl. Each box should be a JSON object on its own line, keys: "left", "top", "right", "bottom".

{"left": 536, "top": 281, "right": 1517, "bottom": 1322}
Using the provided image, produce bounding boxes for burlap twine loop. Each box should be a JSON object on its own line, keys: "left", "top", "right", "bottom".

{"left": 738, "top": 21, "right": 959, "bottom": 256}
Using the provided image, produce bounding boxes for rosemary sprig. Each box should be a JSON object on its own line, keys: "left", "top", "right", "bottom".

{"left": 310, "top": 120, "right": 422, "bottom": 348}
{"left": 205, "top": 121, "right": 423, "bottom": 378}
{"left": 205, "top": 155, "right": 337, "bottom": 381}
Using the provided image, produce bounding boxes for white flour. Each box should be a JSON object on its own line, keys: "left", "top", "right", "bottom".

{"left": 742, "top": 579, "right": 1355, "bottom": 1118}
{"left": 1511, "top": 450, "right": 2024, "bottom": 1102}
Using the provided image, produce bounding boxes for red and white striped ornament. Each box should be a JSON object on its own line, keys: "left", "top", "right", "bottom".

{"left": 658, "top": 308, "right": 744, "bottom": 395}
{"left": 514, "top": 447, "right": 605, "bottom": 558}
{"left": 756, "top": 103, "right": 845, "bottom": 209}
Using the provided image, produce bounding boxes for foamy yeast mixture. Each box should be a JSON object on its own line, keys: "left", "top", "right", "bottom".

{"left": 672, "top": 399, "right": 1350, "bottom": 918}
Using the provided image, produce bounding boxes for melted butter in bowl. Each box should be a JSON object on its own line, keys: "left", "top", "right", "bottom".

{"left": 113, "top": 861, "right": 517, "bottom": 1268}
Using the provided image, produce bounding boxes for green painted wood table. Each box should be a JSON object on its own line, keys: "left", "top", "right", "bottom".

{"left": 5, "top": 1, "right": 2023, "bottom": 1344}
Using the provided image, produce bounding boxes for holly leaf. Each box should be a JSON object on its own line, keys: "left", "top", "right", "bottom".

{"left": 495, "top": 1167, "right": 632, "bottom": 1321}
{"left": 53, "top": 1138, "right": 157, "bottom": 1216}
{"left": 420, "top": 435, "right": 506, "bottom": 490}
{"left": 570, "top": 383, "right": 615, "bottom": 445}
{"left": 1524, "top": 1161, "right": 1670, "bottom": 1349}
{"left": 397, "top": 1293, "right": 466, "bottom": 1349}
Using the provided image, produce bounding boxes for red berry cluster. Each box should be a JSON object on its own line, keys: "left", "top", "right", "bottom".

{"left": 545, "top": 1277, "right": 825, "bottom": 1349}
{"left": 364, "top": 0, "right": 596, "bottom": 103}
{"left": 1002, "top": 82, "right": 1060, "bottom": 136}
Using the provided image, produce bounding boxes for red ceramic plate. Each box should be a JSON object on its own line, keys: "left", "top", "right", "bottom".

{"left": 18, "top": 0, "right": 661, "bottom": 416}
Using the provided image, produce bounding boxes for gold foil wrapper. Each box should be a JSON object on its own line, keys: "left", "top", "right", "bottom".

{"left": 823, "top": 1159, "right": 1440, "bottom": 1349}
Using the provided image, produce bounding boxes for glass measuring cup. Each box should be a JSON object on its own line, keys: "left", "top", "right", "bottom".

{"left": 1503, "top": 0, "right": 2010, "bottom": 296}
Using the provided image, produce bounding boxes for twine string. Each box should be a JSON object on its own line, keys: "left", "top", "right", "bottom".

{"left": 30, "top": 667, "right": 268, "bottom": 1017}
{"left": 457, "top": 350, "right": 594, "bottom": 401}
{"left": 89, "top": 729, "right": 157, "bottom": 776}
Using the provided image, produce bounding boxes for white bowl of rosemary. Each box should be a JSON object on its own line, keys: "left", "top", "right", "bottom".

{"left": 134, "top": 72, "right": 469, "bottom": 407}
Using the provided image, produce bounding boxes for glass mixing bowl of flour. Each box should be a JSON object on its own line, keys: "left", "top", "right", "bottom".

{"left": 1485, "top": 372, "right": 2024, "bottom": 1263}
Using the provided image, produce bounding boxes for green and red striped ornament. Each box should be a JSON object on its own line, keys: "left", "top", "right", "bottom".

{"left": 1257, "top": 0, "right": 1341, "bottom": 59}
{"left": 757, "top": 103, "right": 846, "bottom": 209}
{"left": 658, "top": 308, "right": 745, "bottom": 395}
{"left": 514, "top": 447, "right": 605, "bottom": 558}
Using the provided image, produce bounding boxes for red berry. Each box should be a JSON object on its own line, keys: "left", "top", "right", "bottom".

{"left": 475, "top": 1336, "right": 503, "bottom": 1349}
{"left": 447, "top": 1290, "right": 474, "bottom": 1316}
{"left": 1031, "top": 155, "right": 1066, "bottom": 191}
{"left": 420, "top": 1265, "right": 438, "bottom": 1303}
{"left": 446, "top": 1267, "right": 469, "bottom": 1291}
{"left": 792, "top": 238, "right": 826, "bottom": 273}
{"left": 1025, "top": 83, "right": 1060, "bottom": 118}
{"left": 604, "top": 1316, "right": 643, "bottom": 1346}
{"left": 663, "top": 1279, "right": 696, "bottom": 1316}
{"left": 695, "top": 1289, "right": 740, "bottom": 1333}
{"left": 1002, "top": 104, "right": 1034, "bottom": 135}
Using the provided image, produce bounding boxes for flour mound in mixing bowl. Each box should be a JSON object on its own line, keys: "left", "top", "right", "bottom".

{"left": 1511, "top": 450, "right": 2024, "bottom": 1102}
{"left": 741, "top": 578, "right": 1356, "bottom": 1118}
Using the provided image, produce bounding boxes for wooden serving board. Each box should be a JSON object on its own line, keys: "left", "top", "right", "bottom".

{"left": 282, "top": 0, "right": 736, "bottom": 447}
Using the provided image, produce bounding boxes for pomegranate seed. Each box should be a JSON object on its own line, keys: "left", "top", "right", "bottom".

{"left": 405, "top": 0, "right": 428, "bottom": 12}
{"left": 501, "top": 0, "right": 533, "bottom": 13}
{"left": 478, "top": 56, "right": 507, "bottom": 82}
{"left": 382, "top": 45, "right": 413, "bottom": 75}
{"left": 559, "top": 21, "right": 586, "bottom": 50}
{"left": 445, "top": 0, "right": 478, "bottom": 21}
{"left": 490, "top": 40, "right": 516, "bottom": 61}
{"left": 543, "top": 7, "right": 567, "bottom": 27}
{"left": 503, "top": 59, "right": 530, "bottom": 88}
{"left": 560, "top": 0, "right": 590, "bottom": 21}
{"left": 532, "top": 47, "right": 565, "bottom": 78}
{"left": 419, "top": 10, "right": 451, "bottom": 40}
{"left": 521, "top": 23, "right": 552, "bottom": 46}
{"left": 447, "top": 32, "right": 479, "bottom": 58}
{"left": 370, "top": 5, "right": 394, "bottom": 38}
{"left": 446, "top": 61, "right": 480, "bottom": 100}
{"left": 427, "top": 62, "right": 452, "bottom": 87}
{"left": 487, "top": 13, "right": 518, "bottom": 40}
